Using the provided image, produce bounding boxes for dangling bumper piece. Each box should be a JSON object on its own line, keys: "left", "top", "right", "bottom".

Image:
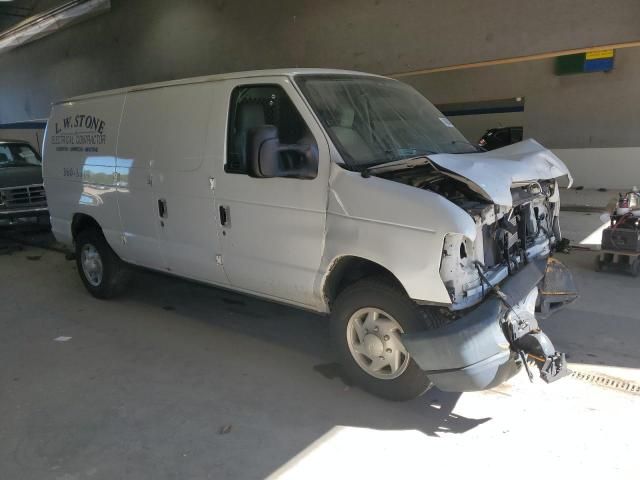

{"left": 402, "top": 257, "right": 577, "bottom": 392}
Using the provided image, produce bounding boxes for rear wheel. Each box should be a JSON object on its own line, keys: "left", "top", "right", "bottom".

{"left": 331, "top": 276, "right": 440, "bottom": 401}
{"left": 75, "top": 228, "right": 131, "bottom": 299}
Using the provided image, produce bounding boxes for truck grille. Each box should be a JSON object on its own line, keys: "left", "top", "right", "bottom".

{"left": 0, "top": 184, "right": 47, "bottom": 209}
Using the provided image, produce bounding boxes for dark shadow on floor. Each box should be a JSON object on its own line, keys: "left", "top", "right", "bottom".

{"left": 0, "top": 222, "right": 57, "bottom": 252}
{"left": 105, "top": 265, "right": 491, "bottom": 438}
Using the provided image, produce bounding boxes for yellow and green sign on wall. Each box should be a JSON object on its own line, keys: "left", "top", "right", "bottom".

{"left": 555, "top": 49, "right": 615, "bottom": 75}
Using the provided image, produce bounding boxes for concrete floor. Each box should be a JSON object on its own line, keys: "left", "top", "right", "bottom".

{"left": 1, "top": 216, "right": 639, "bottom": 479}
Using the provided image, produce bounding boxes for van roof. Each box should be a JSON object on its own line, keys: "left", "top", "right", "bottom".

{"left": 55, "top": 68, "right": 386, "bottom": 104}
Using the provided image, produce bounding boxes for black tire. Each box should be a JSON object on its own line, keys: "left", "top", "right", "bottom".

{"left": 330, "top": 276, "right": 441, "bottom": 401}
{"left": 75, "top": 227, "right": 131, "bottom": 299}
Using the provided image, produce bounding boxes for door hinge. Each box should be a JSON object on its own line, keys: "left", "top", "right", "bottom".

{"left": 216, "top": 254, "right": 223, "bottom": 265}
{"left": 209, "top": 177, "right": 216, "bottom": 190}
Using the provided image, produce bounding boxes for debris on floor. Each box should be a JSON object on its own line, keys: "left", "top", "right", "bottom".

{"left": 53, "top": 336, "right": 72, "bottom": 342}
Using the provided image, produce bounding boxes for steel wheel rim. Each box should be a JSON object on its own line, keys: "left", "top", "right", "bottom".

{"left": 81, "top": 243, "right": 103, "bottom": 287}
{"left": 346, "top": 307, "right": 410, "bottom": 380}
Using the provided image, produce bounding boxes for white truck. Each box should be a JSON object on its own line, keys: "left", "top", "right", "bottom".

{"left": 42, "top": 69, "right": 577, "bottom": 400}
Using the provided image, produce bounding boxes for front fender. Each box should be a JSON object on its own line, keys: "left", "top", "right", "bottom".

{"left": 318, "top": 213, "right": 452, "bottom": 308}
{"left": 317, "top": 168, "right": 477, "bottom": 309}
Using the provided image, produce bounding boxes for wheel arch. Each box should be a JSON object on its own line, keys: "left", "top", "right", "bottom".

{"left": 322, "top": 255, "right": 408, "bottom": 309}
{"left": 71, "top": 213, "right": 102, "bottom": 241}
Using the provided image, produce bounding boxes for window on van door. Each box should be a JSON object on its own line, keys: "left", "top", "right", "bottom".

{"left": 226, "top": 85, "right": 318, "bottom": 177}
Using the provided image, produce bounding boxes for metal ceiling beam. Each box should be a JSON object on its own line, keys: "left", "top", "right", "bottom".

{"left": 0, "top": 0, "right": 110, "bottom": 54}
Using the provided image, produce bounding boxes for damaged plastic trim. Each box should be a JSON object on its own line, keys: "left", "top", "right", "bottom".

{"left": 439, "top": 186, "right": 558, "bottom": 311}
{"left": 402, "top": 257, "right": 577, "bottom": 392}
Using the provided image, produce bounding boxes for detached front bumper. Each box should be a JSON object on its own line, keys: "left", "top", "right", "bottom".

{"left": 402, "top": 257, "right": 578, "bottom": 392}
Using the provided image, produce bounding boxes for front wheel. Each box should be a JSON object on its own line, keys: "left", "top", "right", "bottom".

{"left": 330, "top": 276, "right": 438, "bottom": 401}
{"left": 75, "top": 228, "right": 131, "bottom": 299}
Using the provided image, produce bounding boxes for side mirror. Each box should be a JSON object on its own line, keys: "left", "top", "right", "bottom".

{"left": 247, "top": 125, "right": 280, "bottom": 178}
{"left": 247, "top": 125, "right": 318, "bottom": 179}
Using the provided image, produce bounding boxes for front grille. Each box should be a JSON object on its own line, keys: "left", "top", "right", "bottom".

{"left": 0, "top": 184, "right": 47, "bottom": 210}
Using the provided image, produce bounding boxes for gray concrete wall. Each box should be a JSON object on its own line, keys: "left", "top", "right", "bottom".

{"left": 448, "top": 111, "right": 524, "bottom": 144}
{"left": 406, "top": 47, "right": 640, "bottom": 150}
{"left": 404, "top": 47, "right": 640, "bottom": 188}
{"left": 1, "top": 0, "right": 640, "bottom": 122}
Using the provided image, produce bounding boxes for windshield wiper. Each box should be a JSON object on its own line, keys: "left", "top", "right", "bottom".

{"left": 384, "top": 147, "right": 437, "bottom": 158}
{"left": 450, "top": 139, "right": 485, "bottom": 153}
{"left": 361, "top": 155, "right": 433, "bottom": 178}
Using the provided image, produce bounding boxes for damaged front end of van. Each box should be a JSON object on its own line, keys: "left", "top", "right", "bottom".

{"left": 298, "top": 73, "right": 578, "bottom": 394}
{"left": 364, "top": 140, "right": 578, "bottom": 392}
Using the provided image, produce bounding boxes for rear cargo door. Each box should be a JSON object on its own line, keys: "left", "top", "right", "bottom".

{"left": 43, "top": 96, "right": 124, "bottom": 251}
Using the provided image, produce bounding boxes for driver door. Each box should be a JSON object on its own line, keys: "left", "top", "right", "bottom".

{"left": 213, "top": 77, "right": 330, "bottom": 308}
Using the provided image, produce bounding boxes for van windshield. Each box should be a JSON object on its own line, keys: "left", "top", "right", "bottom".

{"left": 295, "top": 75, "right": 478, "bottom": 169}
{"left": 0, "top": 143, "right": 41, "bottom": 168}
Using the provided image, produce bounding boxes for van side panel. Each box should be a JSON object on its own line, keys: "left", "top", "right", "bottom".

{"left": 115, "top": 89, "right": 166, "bottom": 269}
{"left": 150, "top": 82, "right": 227, "bottom": 284}
{"left": 115, "top": 82, "right": 227, "bottom": 283}
{"left": 43, "top": 96, "right": 125, "bottom": 249}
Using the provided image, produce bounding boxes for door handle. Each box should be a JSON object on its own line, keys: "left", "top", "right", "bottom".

{"left": 219, "top": 205, "right": 230, "bottom": 226}
{"left": 158, "top": 198, "right": 167, "bottom": 218}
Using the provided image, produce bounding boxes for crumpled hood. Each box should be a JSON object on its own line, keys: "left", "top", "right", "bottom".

{"left": 429, "top": 139, "right": 572, "bottom": 207}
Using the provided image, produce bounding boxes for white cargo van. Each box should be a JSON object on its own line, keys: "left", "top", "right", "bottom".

{"left": 43, "top": 69, "right": 577, "bottom": 400}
